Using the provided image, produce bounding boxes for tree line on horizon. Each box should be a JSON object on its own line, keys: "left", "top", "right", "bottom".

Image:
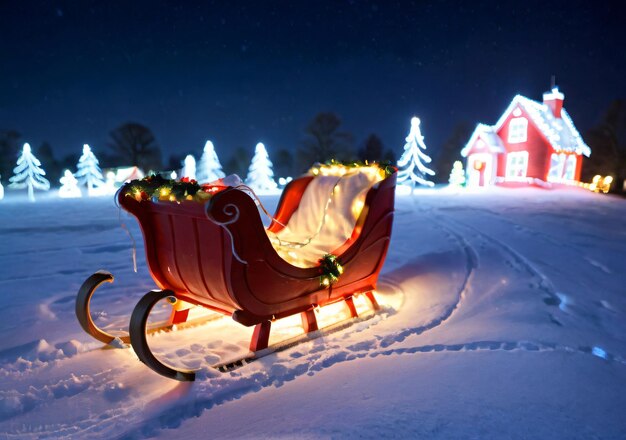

{"left": 0, "top": 113, "right": 458, "bottom": 186}
{"left": 0, "top": 113, "right": 400, "bottom": 184}
{"left": 1, "top": 103, "right": 625, "bottom": 190}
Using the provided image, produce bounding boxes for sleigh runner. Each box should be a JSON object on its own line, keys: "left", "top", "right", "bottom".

{"left": 76, "top": 162, "right": 397, "bottom": 381}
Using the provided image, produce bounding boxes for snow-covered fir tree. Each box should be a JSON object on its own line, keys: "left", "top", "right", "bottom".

{"left": 182, "top": 155, "right": 196, "bottom": 180}
{"left": 75, "top": 144, "right": 105, "bottom": 196}
{"left": 448, "top": 161, "right": 466, "bottom": 187}
{"left": 245, "top": 142, "right": 278, "bottom": 193}
{"left": 9, "top": 143, "right": 50, "bottom": 201}
{"left": 104, "top": 171, "right": 117, "bottom": 194}
{"left": 397, "top": 117, "right": 436, "bottom": 188}
{"left": 0, "top": 175, "right": 4, "bottom": 200}
{"left": 196, "top": 140, "right": 225, "bottom": 183}
{"left": 58, "top": 169, "right": 82, "bottom": 198}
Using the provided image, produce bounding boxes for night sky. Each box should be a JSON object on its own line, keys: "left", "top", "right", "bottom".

{"left": 1, "top": 0, "right": 624, "bottom": 165}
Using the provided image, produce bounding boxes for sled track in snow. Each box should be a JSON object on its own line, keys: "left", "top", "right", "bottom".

{"left": 370, "top": 340, "right": 626, "bottom": 364}
{"left": 439, "top": 213, "right": 562, "bottom": 305}
{"left": 116, "top": 335, "right": 626, "bottom": 440}
{"left": 378, "top": 215, "right": 478, "bottom": 348}
{"left": 0, "top": 366, "right": 130, "bottom": 436}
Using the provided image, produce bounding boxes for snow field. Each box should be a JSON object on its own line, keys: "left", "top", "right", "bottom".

{"left": 0, "top": 187, "right": 625, "bottom": 439}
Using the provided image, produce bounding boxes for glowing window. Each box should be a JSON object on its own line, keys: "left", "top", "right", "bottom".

{"left": 547, "top": 153, "right": 566, "bottom": 182}
{"left": 508, "top": 117, "right": 528, "bottom": 144}
{"left": 563, "top": 155, "right": 577, "bottom": 180}
{"left": 506, "top": 151, "right": 528, "bottom": 180}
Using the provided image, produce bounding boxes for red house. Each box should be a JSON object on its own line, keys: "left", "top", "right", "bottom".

{"left": 461, "top": 87, "right": 591, "bottom": 188}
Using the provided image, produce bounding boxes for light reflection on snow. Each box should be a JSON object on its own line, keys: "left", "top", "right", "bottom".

{"left": 556, "top": 292, "right": 568, "bottom": 312}
{"left": 140, "top": 288, "right": 403, "bottom": 373}
{"left": 591, "top": 346, "right": 608, "bottom": 360}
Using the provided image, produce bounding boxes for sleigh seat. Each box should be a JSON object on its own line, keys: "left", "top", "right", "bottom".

{"left": 268, "top": 168, "right": 383, "bottom": 267}
{"left": 77, "top": 163, "right": 396, "bottom": 381}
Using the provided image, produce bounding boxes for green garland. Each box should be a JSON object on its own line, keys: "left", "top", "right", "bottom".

{"left": 122, "top": 174, "right": 216, "bottom": 203}
{"left": 319, "top": 254, "right": 343, "bottom": 287}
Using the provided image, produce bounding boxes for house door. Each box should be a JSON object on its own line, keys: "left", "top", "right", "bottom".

{"left": 468, "top": 154, "right": 494, "bottom": 187}
{"left": 562, "top": 155, "right": 577, "bottom": 181}
{"left": 475, "top": 161, "right": 485, "bottom": 186}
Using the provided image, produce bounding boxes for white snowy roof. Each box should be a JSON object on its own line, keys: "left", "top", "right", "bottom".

{"left": 460, "top": 124, "right": 505, "bottom": 157}
{"left": 493, "top": 95, "right": 591, "bottom": 157}
{"left": 543, "top": 87, "right": 565, "bottom": 101}
{"left": 462, "top": 94, "right": 591, "bottom": 158}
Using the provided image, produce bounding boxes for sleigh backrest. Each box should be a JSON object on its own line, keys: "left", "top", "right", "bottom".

{"left": 267, "top": 166, "right": 388, "bottom": 267}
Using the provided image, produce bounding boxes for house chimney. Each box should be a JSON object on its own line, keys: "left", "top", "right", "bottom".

{"left": 543, "top": 86, "right": 564, "bottom": 118}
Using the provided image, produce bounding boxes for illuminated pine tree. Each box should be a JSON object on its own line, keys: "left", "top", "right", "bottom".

{"left": 182, "top": 154, "right": 196, "bottom": 180}
{"left": 246, "top": 142, "right": 278, "bottom": 193}
{"left": 58, "top": 169, "right": 82, "bottom": 198}
{"left": 448, "top": 161, "right": 466, "bottom": 187}
{"left": 397, "top": 117, "right": 435, "bottom": 187}
{"left": 75, "top": 144, "right": 105, "bottom": 195}
{"left": 9, "top": 143, "right": 50, "bottom": 201}
{"left": 196, "top": 140, "right": 225, "bottom": 183}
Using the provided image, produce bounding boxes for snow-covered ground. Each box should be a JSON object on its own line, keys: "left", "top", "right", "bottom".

{"left": 1, "top": 187, "right": 625, "bottom": 439}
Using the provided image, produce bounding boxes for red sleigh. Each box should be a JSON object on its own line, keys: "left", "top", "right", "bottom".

{"left": 76, "top": 163, "right": 396, "bottom": 380}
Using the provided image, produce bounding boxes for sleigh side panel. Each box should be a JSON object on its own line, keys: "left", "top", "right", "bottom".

{"left": 242, "top": 260, "right": 324, "bottom": 305}
{"left": 139, "top": 211, "right": 189, "bottom": 294}
{"left": 167, "top": 214, "right": 239, "bottom": 312}
{"left": 194, "top": 217, "right": 238, "bottom": 310}
{"left": 121, "top": 196, "right": 240, "bottom": 313}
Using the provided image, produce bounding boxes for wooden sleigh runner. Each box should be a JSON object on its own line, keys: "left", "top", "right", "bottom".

{"left": 76, "top": 163, "right": 397, "bottom": 381}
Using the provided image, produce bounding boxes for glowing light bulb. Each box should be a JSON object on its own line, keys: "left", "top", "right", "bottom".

{"left": 351, "top": 199, "right": 365, "bottom": 218}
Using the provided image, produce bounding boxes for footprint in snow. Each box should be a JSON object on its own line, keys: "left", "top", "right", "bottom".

{"left": 347, "top": 340, "right": 376, "bottom": 352}
{"left": 204, "top": 354, "right": 220, "bottom": 364}
{"left": 181, "top": 359, "right": 202, "bottom": 369}
{"left": 543, "top": 296, "right": 561, "bottom": 307}
{"left": 548, "top": 313, "right": 563, "bottom": 326}
{"left": 103, "top": 383, "right": 131, "bottom": 402}
{"left": 597, "top": 300, "right": 618, "bottom": 313}
{"left": 190, "top": 343, "right": 203, "bottom": 352}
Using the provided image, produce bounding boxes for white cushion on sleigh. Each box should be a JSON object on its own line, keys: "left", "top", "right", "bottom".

{"left": 268, "top": 170, "right": 381, "bottom": 268}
